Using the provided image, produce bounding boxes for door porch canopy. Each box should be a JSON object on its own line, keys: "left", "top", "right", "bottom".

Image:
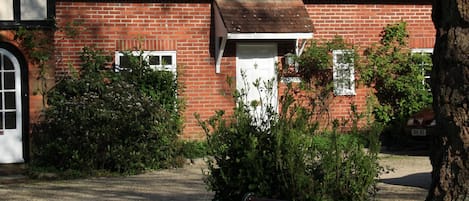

{"left": 214, "top": 0, "right": 314, "bottom": 73}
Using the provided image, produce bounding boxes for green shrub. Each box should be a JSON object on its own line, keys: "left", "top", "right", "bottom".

{"left": 198, "top": 82, "right": 380, "bottom": 201}
{"left": 175, "top": 140, "right": 209, "bottom": 159}
{"left": 361, "top": 22, "right": 432, "bottom": 124}
{"left": 313, "top": 121, "right": 380, "bottom": 201}
{"left": 31, "top": 47, "right": 181, "bottom": 174}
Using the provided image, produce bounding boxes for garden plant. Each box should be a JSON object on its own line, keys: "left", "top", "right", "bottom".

{"left": 31, "top": 47, "right": 183, "bottom": 175}
{"left": 198, "top": 74, "right": 381, "bottom": 200}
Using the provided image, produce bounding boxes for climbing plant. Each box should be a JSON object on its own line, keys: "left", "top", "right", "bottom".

{"left": 14, "top": 26, "right": 55, "bottom": 108}
{"left": 291, "top": 36, "right": 359, "bottom": 127}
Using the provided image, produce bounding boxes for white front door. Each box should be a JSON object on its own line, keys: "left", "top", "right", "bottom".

{"left": 236, "top": 43, "right": 278, "bottom": 119}
{"left": 0, "top": 48, "right": 23, "bottom": 164}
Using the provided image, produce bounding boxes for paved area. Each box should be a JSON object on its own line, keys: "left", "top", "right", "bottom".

{"left": 376, "top": 151, "right": 432, "bottom": 201}
{"left": 0, "top": 152, "right": 432, "bottom": 201}
{"left": 0, "top": 161, "right": 213, "bottom": 201}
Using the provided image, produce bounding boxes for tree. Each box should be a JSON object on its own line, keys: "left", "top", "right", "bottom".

{"left": 428, "top": 0, "right": 469, "bottom": 200}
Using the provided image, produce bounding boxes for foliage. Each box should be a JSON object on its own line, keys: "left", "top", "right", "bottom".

{"left": 175, "top": 140, "right": 209, "bottom": 159}
{"left": 117, "top": 50, "right": 183, "bottom": 125}
{"left": 361, "top": 22, "right": 432, "bottom": 124}
{"left": 290, "top": 37, "right": 360, "bottom": 126}
{"left": 14, "top": 27, "right": 55, "bottom": 107}
{"left": 297, "top": 36, "right": 358, "bottom": 83}
{"left": 198, "top": 79, "right": 380, "bottom": 201}
{"left": 314, "top": 122, "right": 380, "bottom": 201}
{"left": 14, "top": 23, "right": 84, "bottom": 108}
{"left": 31, "top": 47, "right": 182, "bottom": 174}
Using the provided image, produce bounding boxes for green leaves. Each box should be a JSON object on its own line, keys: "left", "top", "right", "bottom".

{"left": 361, "top": 22, "right": 432, "bottom": 124}
{"left": 32, "top": 47, "right": 182, "bottom": 174}
{"left": 198, "top": 82, "right": 380, "bottom": 201}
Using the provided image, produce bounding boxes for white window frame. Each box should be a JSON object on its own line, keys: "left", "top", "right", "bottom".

{"left": 411, "top": 48, "right": 433, "bottom": 91}
{"left": 332, "top": 50, "right": 355, "bottom": 96}
{"left": 115, "top": 51, "right": 177, "bottom": 74}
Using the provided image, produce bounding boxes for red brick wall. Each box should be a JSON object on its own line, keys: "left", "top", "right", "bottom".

{"left": 305, "top": 3, "right": 435, "bottom": 48}
{"left": 54, "top": 1, "right": 436, "bottom": 139}
{"left": 0, "top": 30, "right": 48, "bottom": 130}
{"left": 304, "top": 2, "right": 435, "bottom": 129}
{"left": 54, "top": 1, "right": 233, "bottom": 139}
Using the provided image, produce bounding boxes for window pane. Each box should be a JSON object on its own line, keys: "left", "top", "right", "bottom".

{"left": 4, "top": 92, "right": 15, "bottom": 109}
{"left": 119, "top": 55, "right": 131, "bottom": 68}
{"left": 5, "top": 112, "right": 16, "bottom": 129}
{"left": 4, "top": 72, "right": 15, "bottom": 89}
{"left": 335, "top": 54, "right": 345, "bottom": 64}
{"left": 0, "top": 0, "right": 14, "bottom": 21}
{"left": 337, "top": 69, "right": 350, "bottom": 89}
{"left": 425, "top": 77, "right": 431, "bottom": 89}
{"left": 149, "top": 56, "right": 160, "bottom": 65}
{"left": 162, "top": 56, "right": 172, "bottom": 65}
{"left": 21, "top": 0, "right": 48, "bottom": 20}
{"left": 119, "top": 55, "right": 143, "bottom": 69}
{"left": 3, "top": 55, "right": 14, "bottom": 70}
{"left": 0, "top": 93, "right": 3, "bottom": 109}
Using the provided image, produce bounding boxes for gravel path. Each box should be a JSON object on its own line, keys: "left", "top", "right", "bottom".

{"left": 0, "top": 152, "right": 432, "bottom": 201}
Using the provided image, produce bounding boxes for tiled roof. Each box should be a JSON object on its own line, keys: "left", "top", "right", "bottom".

{"left": 215, "top": 0, "right": 314, "bottom": 33}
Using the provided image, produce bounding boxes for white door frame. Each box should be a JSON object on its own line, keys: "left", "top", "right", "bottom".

{"left": 0, "top": 48, "right": 24, "bottom": 164}
{"left": 236, "top": 43, "right": 278, "bottom": 120}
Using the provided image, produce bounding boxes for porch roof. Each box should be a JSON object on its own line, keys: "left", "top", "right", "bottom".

{"left": 214, "top": 0, "right": 314, "bottom": 35}
{"left": 213, "top": 0, "right": 314, "bottom": 73}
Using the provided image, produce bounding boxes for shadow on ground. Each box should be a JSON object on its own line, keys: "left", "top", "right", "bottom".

{"left": 380, "top": 172, "right": 431, "bottom": 189}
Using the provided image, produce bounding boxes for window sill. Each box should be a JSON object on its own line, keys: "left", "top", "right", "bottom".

{"left": 0, "top": 21, "right": 55, "bottom": 30}
{"left": 281, "top": 77, "right": 302, "bottom": 83}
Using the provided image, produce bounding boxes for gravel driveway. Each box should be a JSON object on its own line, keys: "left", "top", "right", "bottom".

{"left": 0, "top": 151, "right": 431, "bottom": 201}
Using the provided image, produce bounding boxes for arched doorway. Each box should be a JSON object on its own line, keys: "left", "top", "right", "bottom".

{"left": 0, "top": 45, "right": 27, "bottom": 164}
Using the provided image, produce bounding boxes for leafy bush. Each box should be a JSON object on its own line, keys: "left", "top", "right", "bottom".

{"left": 360, "top": 22, "right": 433, "bottom": 146}
{"left": 361, "top": 22, "right": 432, "bottom": 124}
{"left": 313, "top": 121, "right": 381, "bottom": 201}
{"left": 198, "top": 82, "right": 380, "bottom": 201}
{"left": 31, "top": 47, "right": 182, "bottom": 174}
{"left": 175, "top": 140, "right": 209, "bottom": 159}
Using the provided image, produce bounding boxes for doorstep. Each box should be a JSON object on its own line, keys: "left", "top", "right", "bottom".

{"left": 0, "top": 163, "right": 28, "bottom": 184}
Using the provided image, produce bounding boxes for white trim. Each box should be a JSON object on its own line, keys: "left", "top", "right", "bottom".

{"left": 296, "top": 39, "right": 308, "bottom": 56}
{"left": 0, "top": 48, "right": 24, "bottom": 164}
{"left": 214, "top": 33, "right": 313, "bottom": 74}
{"left": 227, "top": 32, "right": 313, "bottom": 40}
{"left": 281, "top": 77, "right": 302, "bottom": 83}
{"left": 115, "top": 51, "right": 177, "bottom": 74}
{"left": 236, "top": 43, "right": 278, "bottom": 116}
{"left": 333, "top": 50, "right": 356, "bottom": 96}
{"left": 411, "top": 48, "right": 433, "bottom": 91}
{"left": 215, "top": 37, "right": 227, "bottom": 74}
{"left": 411, "top": 48, "right": 433, "bottom": 53}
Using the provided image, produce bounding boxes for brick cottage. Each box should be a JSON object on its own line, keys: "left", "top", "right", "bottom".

{"left": 0, "top": 0, "right": 435, "bottom": 163}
